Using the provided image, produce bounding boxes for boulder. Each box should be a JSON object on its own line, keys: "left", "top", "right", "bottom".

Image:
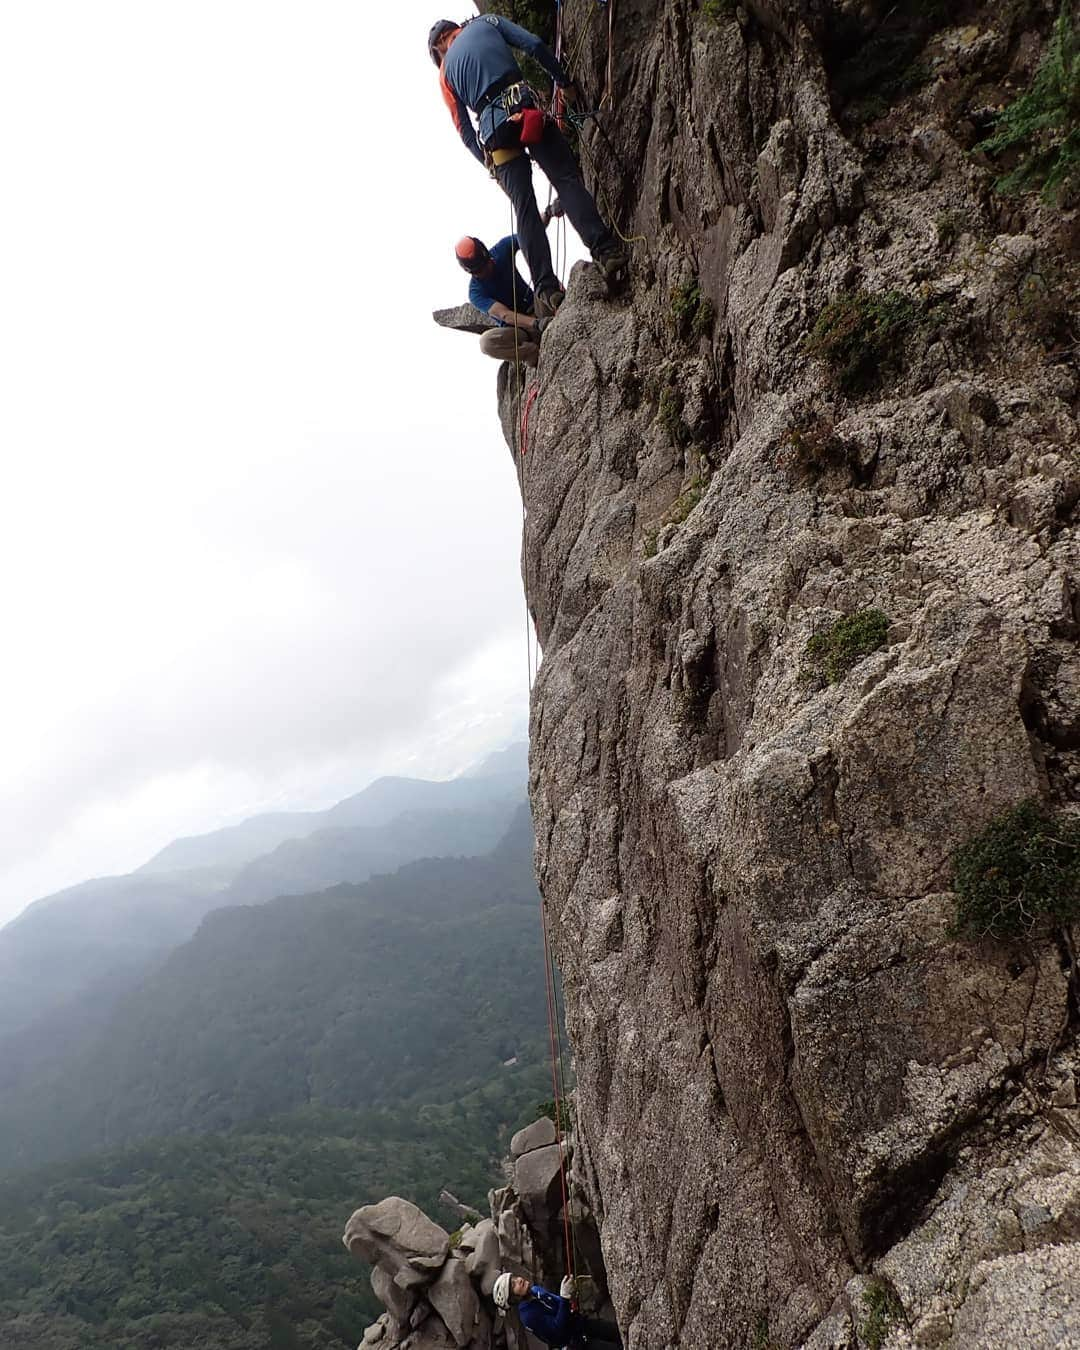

{"left": 372, "top": 1264, "right": 417, "bottom": 1327}
{"left": 510, "top": 1117, "right": 557, "bottom": 1159}
{"left": 428, "top": 1254, "right": 481, "bottom": 1347}
{"left": 344, "top": 1196, "right": 450, "bottom": 1277}
{"left": 513, "top": 1143, "right": 566, "bottom": 1235}
{"left": 462, "top": 1218, "right": 502, "bottom": 1295}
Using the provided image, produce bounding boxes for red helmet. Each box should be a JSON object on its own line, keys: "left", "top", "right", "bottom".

{"left": 455, "top": 236, "right": 491, "bottom": 274}
{"left": 428, "top": 20, "right": 460, "bottom": 67}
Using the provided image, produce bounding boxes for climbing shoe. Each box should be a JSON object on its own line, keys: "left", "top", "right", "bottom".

{"left": 593, "top": 241, "right": 629, "bottom": 280}
{"left": 534, "top": 286, "right": 566, "bottom": 319}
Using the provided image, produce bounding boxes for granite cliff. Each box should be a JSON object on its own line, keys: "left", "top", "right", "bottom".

{"left": 481, "top": 0, "right": 1080, "bottom": 1346}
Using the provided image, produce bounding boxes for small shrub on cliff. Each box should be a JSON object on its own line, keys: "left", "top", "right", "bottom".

{"left": 657, "top": 383, "right": 691, "bottom": 445}
{"left": 779, "top": 412, "right": 852, "bottom": 478}
{"left": 860, "top": 1279, "right": 904, "bottom": 1350}
{"left": 951, "top": 799, "right": 1080, "bottom": 939}
{"left": 976, "top": 2, "right": 1080, "bottom": 205}
{"left": 702, "top": 0, "right": 736, "bottom": 22}
{"left": 804, "top": 290, "right": 921, "bottom": 395}
{"left": 670, "top": 278, "right": 717, "bottom": 341}
{"left": 935, "top": 210, "right": 964, "bottom": 248}
{"left": 751, "top": 1311, "right": 781, "bottom": 1349}
{"left": 804, "top": 609, "right": 889, "bottom": 683}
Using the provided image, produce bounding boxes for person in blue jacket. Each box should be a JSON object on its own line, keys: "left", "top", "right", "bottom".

{"left": 492, "top": 1271, "right": 623, "bottom": 1348}
{"left": 455, "top": 231, "right": 556, "bottom": 366}
{"left": 428, "top": 14, "right": 625, "bottom": 319}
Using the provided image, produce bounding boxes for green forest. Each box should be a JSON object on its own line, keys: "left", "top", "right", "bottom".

{"left": 0, "top": 1066, "right": 552, "bottom": 1350}
{"left": 0, "top": 798, "right": 562, "bottom": 1348}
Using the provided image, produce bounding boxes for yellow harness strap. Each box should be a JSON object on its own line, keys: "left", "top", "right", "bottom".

{"left": 491, "top": 145, "right": 523, "bottom": 166}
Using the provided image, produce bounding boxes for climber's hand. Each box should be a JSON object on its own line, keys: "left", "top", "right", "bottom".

{"left": 560, "top": 1275, "right": 577, "bottom": 1300}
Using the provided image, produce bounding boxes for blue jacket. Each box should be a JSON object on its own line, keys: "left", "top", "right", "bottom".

{"left": 468, "top": 235, "right": 534, "bottom": 321}
{"left": 440, "top": 15, "right": 569, "bottom": 163}
{"left": 518, "top": 1285, "right": 583, "bottom": 1347}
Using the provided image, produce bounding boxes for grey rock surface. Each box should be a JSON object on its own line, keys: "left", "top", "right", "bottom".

{"left": 428, "top": 1255, "right": 480, "bottom": 1348}
{"left": 487, "top": 0, "right": 1080, "bottom": 1346}
{"left": 510, "top": 1116, "right": 557, "bottom": 1158}
{"left": 343, "top": 1196, "right": 450, "bottom": 1281}
{"left": 433, "top": 303, "right": 495, "bottom": 336}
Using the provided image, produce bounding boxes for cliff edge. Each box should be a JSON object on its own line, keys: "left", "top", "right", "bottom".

{"left": 501, "top": 1, "right": 1080, "bottom": 1345}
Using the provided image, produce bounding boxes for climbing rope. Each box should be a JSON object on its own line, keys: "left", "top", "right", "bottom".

{"left": 520, "top": 381, "right": 540, "bottom": 456}
{"left": 540, "top": 891, "right": 580, "bottom": 1290}
{"left": 508, "top": 200, "right": 537, "bottom": 693}
{"left": 506, "top": 188, "right": 582, "bottom": 1293}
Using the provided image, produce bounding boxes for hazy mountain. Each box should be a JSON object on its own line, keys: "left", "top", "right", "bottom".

{"left": 0, "top": 868, "right": 231, "bottom": 1041}
{"left": 139, "top": 743, "right": 528, "bottom": 873}
{"left": 0, "top": 806, "right": 544, "bottom": 1172}
{"left": 223, "top": 804, "right": 519, "bottom": 905}
{"left": 0, "top": 745, "right": 527, "bottom": 1044}
{"left": 138, "top": 810, "right": 323, "bottom": 875}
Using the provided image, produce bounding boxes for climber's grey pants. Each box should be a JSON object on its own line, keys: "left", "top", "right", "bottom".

{"left": 494, "top": 123, "right": 612, "bottom": 295}
{"left": 479, "top": 326, "right": 539, "bottom": 367}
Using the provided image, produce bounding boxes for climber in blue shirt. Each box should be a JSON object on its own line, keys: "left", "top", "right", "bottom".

{"left": 493, "top": 1271, "right": 622, "bottom": 1348}
{"left": 428, "top": 14, "right": 626, "bottom": 320}
{"left": 454, "top": 232, "right": 548, "bottom": 367}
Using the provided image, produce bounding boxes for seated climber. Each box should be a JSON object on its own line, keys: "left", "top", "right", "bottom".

{"left": 455, "top": 233, "right": 549, "bottom": 368}
{"left": 428, "top": 13, "right": 626, "bottom": 317}
{"left": 492, "top": 1271, "right": 623, "bottom": 1349}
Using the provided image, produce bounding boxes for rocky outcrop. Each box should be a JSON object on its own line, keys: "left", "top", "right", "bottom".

{"left": 434, "top": 304, "right": 496, "bottom": 336}
{"left": 486, "top": 0, "right": 1079, "bottom": 1346}
{"left": 344, "top": 1116, "right": 614, "bottom": 1349}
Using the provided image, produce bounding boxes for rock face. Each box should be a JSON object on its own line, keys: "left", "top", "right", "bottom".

{"left": 482, "top": 0, "right": 1080, "bottom": 1346}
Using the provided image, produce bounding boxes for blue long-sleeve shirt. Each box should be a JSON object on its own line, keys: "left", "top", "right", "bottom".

{"left": 518, "top": 1285, "right": 582, "bottom": 1346}
{"left": 439, "top": 15, "right": 570, "bottom": 163}
{"left": 468, "top": 235, "right": 534, "bottom": 321}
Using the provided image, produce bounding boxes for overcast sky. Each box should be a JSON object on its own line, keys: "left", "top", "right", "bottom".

{"left": 0, "top": 2, "right": 571, "bottom": 926}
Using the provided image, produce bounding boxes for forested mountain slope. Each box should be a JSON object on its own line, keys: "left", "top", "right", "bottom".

{"left": 0, "top": 807, "right": 544, "bottom": 1172}
{"left": 0, "top": 747, "right": 526, "bottom": 1043}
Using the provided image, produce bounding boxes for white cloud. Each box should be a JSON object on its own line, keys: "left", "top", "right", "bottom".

{"left": 0, "top": 2, "right": 575, "bottom": 923}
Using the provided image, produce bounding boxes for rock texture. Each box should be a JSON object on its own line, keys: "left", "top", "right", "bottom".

{"left": 485, "top": 0, "right": 1080, "bottom": 1346}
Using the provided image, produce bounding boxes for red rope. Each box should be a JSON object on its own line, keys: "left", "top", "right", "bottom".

{"left": 520, "top": 381, "right": 540, "bottom": 457}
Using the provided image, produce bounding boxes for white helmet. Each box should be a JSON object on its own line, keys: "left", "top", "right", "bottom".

{"left": 493, "top": 1272, "right": 513, "bottom": 1310}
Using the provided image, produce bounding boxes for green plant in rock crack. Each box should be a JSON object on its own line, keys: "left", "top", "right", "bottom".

{"left": 779, "top": 411, "right": 852, "bottom": 478}
{"left": 804, "top": 609, "right": 889, "bottom": 683}
{"left": 657, "top": 383, "right": 692, "bottom": 445}
{"left": 702, "top": 0, "right": 736, "bottom": 22}
{"left": 804, "top": 289, "right": 924, "bottom": 395}
{"left": 860, "top": 1279, "right": 905, "bottom": 1350}
{"left": 670, "top": 278, "right": 717, "bottom": 341}
{"left": 976, "top": 1, "right": 1080, "bottom": 205}
{"left": 950, "top": 799, "right": 1080, "bottom": 939}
